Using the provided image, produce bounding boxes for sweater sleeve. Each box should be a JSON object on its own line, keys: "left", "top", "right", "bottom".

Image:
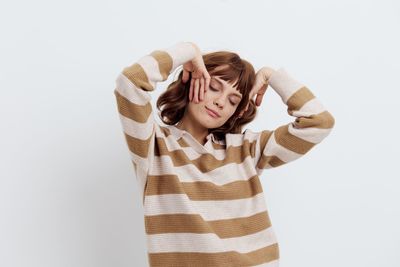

{"left": 113, "top": 41, "right": 197, "bottom": 173}
{"left": 254, "top": 67, "right": 335, "bottom": 171}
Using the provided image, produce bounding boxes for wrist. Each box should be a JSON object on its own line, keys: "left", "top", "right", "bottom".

{"left": 186, "top": 42, "right": 201, "bottom": 56}
{"left": 165, "top": 42, "right": 198, "bottom": 69}
{"left": 260, "top": 67, "right": 276, "bottom": 81}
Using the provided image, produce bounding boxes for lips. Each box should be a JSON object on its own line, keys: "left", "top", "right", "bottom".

{"left": 205, "top": 107, "right": 220, "bottom": 117}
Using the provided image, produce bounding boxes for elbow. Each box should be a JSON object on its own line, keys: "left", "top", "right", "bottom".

{"left": 325, "top": 111, "right": 335, "bottom": 129}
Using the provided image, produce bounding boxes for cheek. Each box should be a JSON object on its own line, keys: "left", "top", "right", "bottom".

{"left": 187, "top": 102, "right": 203, "bottom": 115}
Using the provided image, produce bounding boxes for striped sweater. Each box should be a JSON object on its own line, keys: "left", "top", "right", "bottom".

{"left": 113, "top": 41, "right": 335, "bottom": 267}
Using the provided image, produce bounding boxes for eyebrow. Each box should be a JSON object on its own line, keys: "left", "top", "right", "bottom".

{"left": 212, "top": 78, "right": 243, "bottom": 99}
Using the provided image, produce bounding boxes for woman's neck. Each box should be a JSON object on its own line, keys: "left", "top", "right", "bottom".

{"left": 175, "top": 119, "right": 209, "bottom": 146}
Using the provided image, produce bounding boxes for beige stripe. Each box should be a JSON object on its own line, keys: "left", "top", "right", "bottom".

{"left": 114, "top": 90, "right": 154, "bottom": 158}
{"left": 256, "top": 130, "right": 285, "bottom": 169}
{"left": 143, "top": 191, "right": 268, "bottom": 220}
{"left": 256, "top": 154, "right": 286, "bottom": 169}
{"left": 294, "top": 110, "right": 335, "bottom": 129}
{"left": 123, "top": 132, "right": 152, "bottom": 159}
{"left": 149, "top": 155, "right": 258, "bottom": 187}
{"left": 259, "top": 130, "right": 273, "bottom": 154}
{"left": 288, "top": 124, "right": 333, "bottom": 144}
{"left": 148, "top": 243, "right": 279, "bottom": 267}
{"left": 122, "top": 63, "right": 154, "bottom": 91}
{"left": 149, "top": 50, "right": 173, "bottom": 80}
{"left": 114, "top": 89, "right": 152, "bottom": 124}
{"left": 162, "top": 126, "right": 227, "bottom": 150}
{"left": 151, "top": 134, "right": 258, "bottom": 173}
{"left": 274, "top": 124, "right": 315, "bottom": 154}
{"left": 145, "top": 210, "right": 271, "bottom": 237}
{"left": 286, "top": 86, "right": 315, "bottom": 110}
{"left": 145, "top": 174, "right": 263, "bottom": 199}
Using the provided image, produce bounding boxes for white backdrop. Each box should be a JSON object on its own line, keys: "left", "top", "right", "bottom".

{"left": 1, "top": 0, "right": 399, "bottom": 266}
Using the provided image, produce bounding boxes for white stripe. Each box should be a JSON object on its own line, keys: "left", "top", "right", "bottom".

{"left": 179, "top": 141, "right": 227, "bottom": 160}
{"left": 133, "top": 163, "right": 147, "bottom": 205}
{"left": 263, "top": 131, "right": 303, "bottom": 162}
{"left": 130, "top": 151, "right": 150, "bottom": 168}
{"left": 150, "top": 154, "right": 258, "bottom": 185}
{"left": 229, "top": 130, "right": 260, "bottom": 146}
{"left": 144, "top": 192, "right": 267, "bottom": 220}
{"left": 287, "top": 97, "right": 332, "bottom": 143}
{"left": 136, "top": 54, "right": 163, "bottom": 89}
{"left": 119, "top": 112, "right": 154, "bottom": 140}
{"left": 115, "top": 73, "right": 151, "bottom": 103}
{"left": 288, "top": 124, "right": 332, "bottom": 144}
{"left": 147, "top": 226, "right": 277, "bottom": 254}
{"left": 291, "top": 97, "right": 326, "bottom": 117}
{"left": 164, "top": 41, "right": 198, "bottom": 70}
{"left": 163, "top": 125, "right": 261, "bottom": 160}
{"left": 160, "top": 126, "right": 227, "bottom": 159}
{"left": 268, "top": 68, "right": 304, "bottom": 103}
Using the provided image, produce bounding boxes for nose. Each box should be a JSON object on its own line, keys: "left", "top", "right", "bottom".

{"left": 214, "top": 96, "right": 226, "bottom": 109}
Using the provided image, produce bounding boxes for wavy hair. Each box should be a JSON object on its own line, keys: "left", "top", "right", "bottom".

{"left": 156, "top": 51, "right": 258, "bottom": 142}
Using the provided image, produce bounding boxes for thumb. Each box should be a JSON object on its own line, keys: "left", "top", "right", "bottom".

{"left": 255, "top": 83, "right": 268, "bottom": 106}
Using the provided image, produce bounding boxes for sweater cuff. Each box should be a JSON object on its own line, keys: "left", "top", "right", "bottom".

{"left": 268, "top": 67, "right": 305, "bottom": 104}
{"left": 164, "top": 41, "right": 198, "bottom": 71}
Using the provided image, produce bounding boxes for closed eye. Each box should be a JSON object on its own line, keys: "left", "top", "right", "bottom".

{"left": 210, "top": 87, "right": 238, "bottom": 106}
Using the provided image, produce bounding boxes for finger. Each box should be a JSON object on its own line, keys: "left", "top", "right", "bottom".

{"left": 255, "top": 94, "right": 262, "bottom": 106}
{"left": 255, "top": 84, "right": 268, "bottom": 106}
{"left": 190, "top": 77, "right": 195, "bottom": 101}
{"left": 182, "top": 69, "right": 189, "bottom": 83}
{"left": 193, "top": 78, "right": 200, "bottom": 103}
{"left": 199, "top": 77, "right": 204, "bottom": 101}
{"left": 204, "top": 72, "right": 210, "bottom": 92}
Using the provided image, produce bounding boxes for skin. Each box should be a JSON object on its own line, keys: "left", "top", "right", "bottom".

{"left": 179, "top": 42, "right": 276, "bottom": 146}
{"left": 176, "top": 71, "right": 243, "bottom": 145}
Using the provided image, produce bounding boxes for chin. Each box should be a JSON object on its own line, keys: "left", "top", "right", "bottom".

{"left": 202, "top": 116, "right": 226, "bottom": 129}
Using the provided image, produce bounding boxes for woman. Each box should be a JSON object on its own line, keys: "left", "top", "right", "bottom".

{"left": 114, "top": 41, "right": 335, "bottom": 267}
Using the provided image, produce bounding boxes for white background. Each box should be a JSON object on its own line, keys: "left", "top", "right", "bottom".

{"left": 1, "top": 0, "right": 399, "bottom": 266}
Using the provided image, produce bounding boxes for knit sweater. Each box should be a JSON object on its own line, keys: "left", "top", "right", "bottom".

{"left": 113, "top": 41, "right": 335, "bottom": 267}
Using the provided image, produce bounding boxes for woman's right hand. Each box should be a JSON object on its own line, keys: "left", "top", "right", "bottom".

{"left": 238, "top": 66, "right": 275, "bottom": 117}
{"left": 182, "top": 42, "right": 211, "bottom": 103}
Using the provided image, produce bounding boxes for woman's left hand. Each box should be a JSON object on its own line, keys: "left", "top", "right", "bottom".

{"left": 238, "top": 66, "right": 276, "bottom": 117}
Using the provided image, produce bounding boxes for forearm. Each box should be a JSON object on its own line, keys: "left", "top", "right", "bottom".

{"left": 113, "top": 41, "right": 197, "bottom": 175}
{"left": 268, "top": 68, "right": 335, "bottom": 130}
{"left": 255, "top": 68, "right": 335, "bottom": 170}
{"left": 121, "top": 41, "right": 198, "bottom": 92}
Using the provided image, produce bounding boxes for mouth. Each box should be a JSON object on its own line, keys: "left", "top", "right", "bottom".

{"left": 205, "top": 106, "right": 220, "bottom": 118}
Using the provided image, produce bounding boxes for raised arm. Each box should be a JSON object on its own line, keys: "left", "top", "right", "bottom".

{"left": 254, "top": 67, "right": 335, "bottom": 171}
{"left": 113, "top": 42, "right": 198, "bottom": 174}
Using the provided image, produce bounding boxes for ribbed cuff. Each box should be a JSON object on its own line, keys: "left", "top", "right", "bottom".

{"left": 164, "top": 41, "right": 198, "bottom": 71}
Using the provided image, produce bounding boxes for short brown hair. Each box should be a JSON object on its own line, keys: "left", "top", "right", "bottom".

{"left": 156, "top": 51, "right": 257, "bottom": 142}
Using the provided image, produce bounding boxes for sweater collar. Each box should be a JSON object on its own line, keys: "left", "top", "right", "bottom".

{"left": 165, "top": 124, "right": 225, "bottom": 145}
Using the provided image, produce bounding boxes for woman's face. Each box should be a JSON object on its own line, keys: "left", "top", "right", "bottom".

{"left": 186, "top": 75, "right": 243, "bottom": 129}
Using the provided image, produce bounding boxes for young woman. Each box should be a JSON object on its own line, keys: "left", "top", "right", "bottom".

{"left": 114, "top": 41, "right": 335, "bottom": 267}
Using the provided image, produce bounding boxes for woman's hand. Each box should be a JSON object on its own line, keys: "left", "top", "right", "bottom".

{"left": 182, "top": 42, "right": 211, "bottom": 103}
{"left": 238, "top": 66, "right": 276, "bottom": 117}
